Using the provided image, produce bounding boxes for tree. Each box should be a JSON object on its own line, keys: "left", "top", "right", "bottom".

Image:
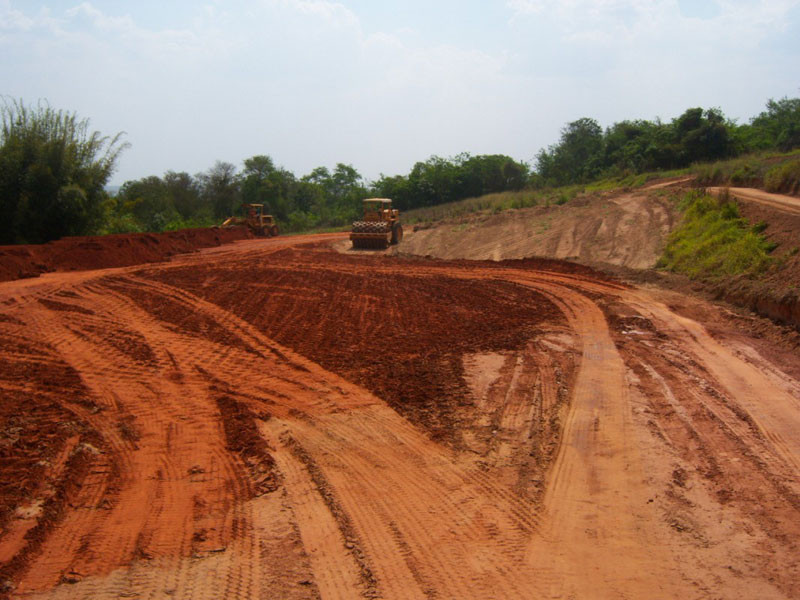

{"left": 458, "top": 154, "right": 529, "bottom": 197}
{"left": 329, "top": 163, "right": 367, "bottom": 224}
{"left": 535, "top": 118, "right": 603, "bottom": 185}
{"left": 749, "top": 97, "right": 800, "bottom": 151}
{"left": 373, "top": 174, "right": 412, "bottom": 210}
{"left": 198, "top": 161, "right": 240, "bottom": 219}
{"left": 408, "top": 156, "right": 459, "bottom": 206}
{"left": 330, "top": 163, "right": 363, "bottom": 202}
{"left": 241, "top": 155, "right": 297, "bottom": 220}
{"left": 241, "top": 155, "right": 276, "bottom": 212}
{"left": 0, "top": 98, "right": 128, "bottom": 244}
{"left": 163, "top": 171, "right": 203, "bottom": 220}
{"left": 672, "top": 107, "right": 733, "bottom": 165}
{"left": 114, "top": 175, "right": 178, "bottom": 232}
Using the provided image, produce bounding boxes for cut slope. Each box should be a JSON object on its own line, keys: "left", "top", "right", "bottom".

{"left": 400, "top": 188, "right": 679, "bottom": 268}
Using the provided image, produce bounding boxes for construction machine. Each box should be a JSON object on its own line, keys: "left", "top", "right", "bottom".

{"left": 350, "top": 198, "right": 403, "bottom": 249}
{"left": 221, "top": 203, "right": 279, "bottom": 237}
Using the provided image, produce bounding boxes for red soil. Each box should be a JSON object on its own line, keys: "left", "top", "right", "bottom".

{"left": 0, "top": 234, "right": 798, "bottom": 599}
{"left": 0, "top": 227, "right": 251, "bottom": 283}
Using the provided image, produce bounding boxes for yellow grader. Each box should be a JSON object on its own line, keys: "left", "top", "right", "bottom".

{"left": 221, "top": 203, "right": 279, "bottom": 237}
{"left": 350, "top": 198, "right": 403, "bottom": 249}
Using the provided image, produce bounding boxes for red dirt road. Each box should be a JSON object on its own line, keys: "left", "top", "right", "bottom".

{"left": 709, "top": 186, "right": 800, "bottom": 216}
{"left": 0, "top": 234, "right": 798, "bottom": 599}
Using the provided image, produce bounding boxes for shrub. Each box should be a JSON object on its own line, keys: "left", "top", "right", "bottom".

{"left": 764, "top": 159, "right": 800, "bottom": 195}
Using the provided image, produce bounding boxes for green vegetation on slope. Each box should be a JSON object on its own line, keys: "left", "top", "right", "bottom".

{"left": 403, "top": 187, "right": 581, "bottom": 225}
{"left": 694, "top": 150, "right": 800, "bottom": 190}
{"left": 764, "top": 157, "right": 800, "bottom": 195}
{"left": 657, "top": 191, "right": 776, "bottom": 280}
{"left": 403, "top": 170, "right": 674, "bottom": 226}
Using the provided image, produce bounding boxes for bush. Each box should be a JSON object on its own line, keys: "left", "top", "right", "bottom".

{"left": 102, "top": 213, "right": 143, "bottom": 235}
{"left": 764, "top": 159, "right": 800, "bottom": 195}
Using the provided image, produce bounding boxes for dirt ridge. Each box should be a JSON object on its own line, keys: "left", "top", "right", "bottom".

{"left": 0, "top": 227, "right": 251, "bottom": 283}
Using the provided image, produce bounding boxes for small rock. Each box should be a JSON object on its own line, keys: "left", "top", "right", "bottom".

{"left": 61, "top": 571, "right": 83, "bottom": 584}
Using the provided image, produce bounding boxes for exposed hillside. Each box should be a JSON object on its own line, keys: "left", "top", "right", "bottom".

{"left": 400, "top": 181, "right": 682, "bottom": 269}
{"left": 395, "top": 179, "right": 800, "bottom": 331}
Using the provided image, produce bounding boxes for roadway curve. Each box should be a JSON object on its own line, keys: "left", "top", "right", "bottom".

{"left": 0, "top": 234, "right": 798, "bottom": 599}
{"left": 708, "top": 186, "right": 800, "bottom": 216}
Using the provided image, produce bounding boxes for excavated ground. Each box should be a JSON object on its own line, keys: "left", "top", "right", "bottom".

{"left": 399, "top": 185, "right": 680, "bottom": 268}
{"left": 0, "top": 233, "right": 798, "bottom": 599}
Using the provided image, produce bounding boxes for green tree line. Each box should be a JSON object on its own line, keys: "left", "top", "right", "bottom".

{"left": 2, "top": 96, "right": 799, "bottom": 244}
{"left": 108, "top": 152, "right": 531, "bottom": 236}
{"left": 535, "top": 97, "right": 800, "bottom": 186}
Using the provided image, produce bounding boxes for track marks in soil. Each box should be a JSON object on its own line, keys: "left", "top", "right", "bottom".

{"left": 144, "top": 252, "right": 565, "bottom": 447}
{"left": 264, "top": 406, "right": 544, "bottom": 599}
{"left": 1, "top": 275, "right": 278, "bottom": 596}
{"left": 461, "top": 330, "right": 576, "bottom": 498}
{"left": 261, "top": 426, "right": 372, "bottom": 600}
{"left": 2, "top": 236, "right": 799, "bottom": 599}
{"left": 503, "top": 275, "right": 686, "bottom": 599}
{"left": 607, "top": 296, "right": 800, "bottom": 598}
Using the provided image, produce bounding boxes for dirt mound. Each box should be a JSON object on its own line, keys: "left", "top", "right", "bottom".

{"left": 142, "top": 244, "right": 567, "bottom": 443}
{"left": 0, "top": 227, "right": 251, "bottom": 283}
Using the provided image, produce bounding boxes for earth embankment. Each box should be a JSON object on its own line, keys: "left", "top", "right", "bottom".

{"left": 707, "top": 187, "right": 800, "bottom": 330}
{"left": 401, "top": 182, "right": 800, "bottom": 331}
{"left": 0, "top": 227, "right": 251, "bottom": 283}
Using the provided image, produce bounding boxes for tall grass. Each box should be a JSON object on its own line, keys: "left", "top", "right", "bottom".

{"left": 403, "top": 187, "right": 586, "bottom": 225}
{"left": 583, "top": 170, "right": 679, "bottom": 192}
{"left": 693, "top": 149, "right": 800, "bottom": 188}
{"left": 403, "top": 168, "right": 689, "bottom": 226}
{"left": 764, "top": 158, "right": 800, "bottom": 194}
{"left": 657, "top": 190, "right": 776, "bottom": 279}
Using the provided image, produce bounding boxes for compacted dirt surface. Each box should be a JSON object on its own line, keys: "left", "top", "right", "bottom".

{"left": 0, "top": 233, "right": 799, "bottom": 599}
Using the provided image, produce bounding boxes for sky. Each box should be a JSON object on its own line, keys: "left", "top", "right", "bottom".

{"left": 2, "top": 0, "right": 799, "bottom": 186}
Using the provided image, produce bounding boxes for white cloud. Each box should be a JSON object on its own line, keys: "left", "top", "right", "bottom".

{"left": 0, "top": 0, "right": 35, "bottom": 31}
{"left": 283, "top": 0, "right": 359, "bottom": 27}
{"left": 2, "top": 0, "right": 796, "bottom": 183}
{"left": 65, "top": 2, "right": 135, "bottom": 33}
{"left": 507, "top": 0, "right": 800, "bottom": 41}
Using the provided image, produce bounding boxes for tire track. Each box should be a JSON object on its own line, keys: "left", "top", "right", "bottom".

{"left": 627, "top": 292, "right": 800, "bottom": 477}
{"left": 4, "top": 231, "right": 798, "bottom": 599}
{"left": 505, "top": 275, "right": 686, "bottom": 599}
{"left": 8, "top": 277, "right": 256, "bottom": 596}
